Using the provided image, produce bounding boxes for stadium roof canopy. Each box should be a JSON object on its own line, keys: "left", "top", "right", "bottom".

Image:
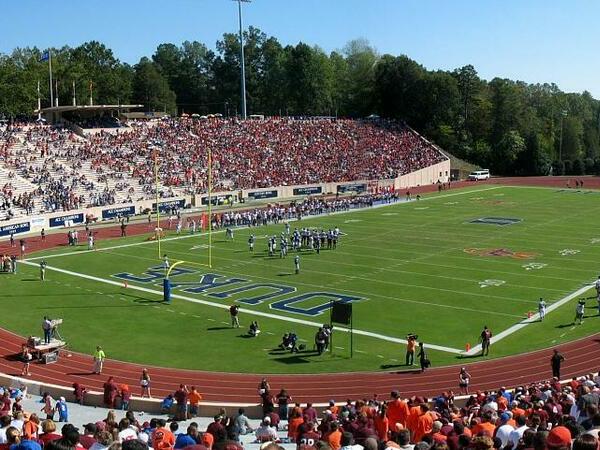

{"left": 35, "top": 104, "right": 143, "bottom": 115}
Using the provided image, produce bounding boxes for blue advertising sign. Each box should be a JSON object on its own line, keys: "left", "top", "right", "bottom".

{"left": 152, "top": 199, "right": 185, "bottom": 213}
{"left": 337, "top": 183, "right": 367, "bottom": 194}
{"left": 293, "top": 186, "right": 322, "bottom": 196}
{"left": 247, "top": 190, "right": 278, "bottom": 200}
{"left": 101, "top": 205, "right": 135, "bottom": 220}
{"left": 0, "top": 221, "right": 30, "bottom": 237}
{"left": 49, "top": 213, "right": 84, "bottom": 228}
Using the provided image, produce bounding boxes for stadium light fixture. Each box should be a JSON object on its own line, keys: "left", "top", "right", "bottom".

{"left": 232, "top": 0, "right": 251, "bottom": 120}
{"left": 559, "top": 109, "right": 568, "bottom": 162}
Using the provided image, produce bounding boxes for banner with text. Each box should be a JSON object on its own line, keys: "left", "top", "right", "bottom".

{"left": 247, "top": 190, "right": 278, "bottom": 200}
{"left": 293, "top": 186, "right": 323, "bottom": 196}
{"left": 101, "top": 205, "right": 135, "bottom": 220}
{"left": 152, "top": 199, "right": 186, "bottom": 213}
{"left": 49, "top": 213, "right": 85, "bottom": 228}
{"left": 0, "top": 221, "right": 30, "bottom": 237}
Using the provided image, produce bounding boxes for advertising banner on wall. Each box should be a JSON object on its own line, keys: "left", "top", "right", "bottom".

{"left": 101, "top": 205, "right": 136, "bottom": 220}
{"left": 49, "top": 213, "right": 85, "bottom": 228}
{"left": 247, "top": 190, "right": 278, "bottom": 200}
{"left": 0, "top": 222, "right": 30, "bottom": 237}
{"left": 292, "top": 186, "right": 322, "bottom": 196}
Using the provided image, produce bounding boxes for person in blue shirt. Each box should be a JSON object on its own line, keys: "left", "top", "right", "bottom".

{"left": 174, "top": 424, "right": 198, "bottom": 449}
{"left": 56, "top": 396, "right": 68, "bottom": 422}
{"left": 161, "top": 394, "right": 174, "bottom": 413}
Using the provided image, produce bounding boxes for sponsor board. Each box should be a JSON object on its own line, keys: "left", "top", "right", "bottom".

{"left": 101, "top": 205, "right": 135, "bottom": 220}
{"left": 201, "top": 194, "right": 235, "bottom": 206}
{"left": 337, "top": 183, "right": 367, "bottom": 194}
{"left": 0, "top": 221, "right": 30, "bottom": 237}
{"left": 152, "top": 199, "right": 185, "bottom": 213}
{"left": 247, "top": 190, "right": 278, "bottom": 200}
{"left": 49, "top": 213, "right": 85, "bottom": 228}
{"left": 293, "top": 186, "right": 322, "bottom": 196}
{"left": 30, "top": 217, "right": 45, "bottom": 228}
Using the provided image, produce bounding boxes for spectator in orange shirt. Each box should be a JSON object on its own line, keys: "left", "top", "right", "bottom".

{"left": 470, "top": 412, "right": 496, "bottom": 437}
{"left": 287, "top": 408, "right": 304, "bottom": 442}
{"left": 374, "top": 405, "right": 390, "bottom": 441}
{"left": 326, "top": 422, "right": 342, "bottom": 450}
{"left": 430, "top": 421, "right": 447, "bottom": 444}
{"left": 328, "top": 400, "right": 340, "bottom": 416}
{"left": 511, "top": 402, "right": 526, "bottom": 420}
{"left": 153, "top": 419, "right": 175, "bottom": 450}
{"left": 188, "top": 387, "right": 203, "bottom": 417}
{"left": 387, "top": 391, "right": 410, "bottom": 429}
{"left": 406, "top": 398, "right": 423, "bottom": 438}
{"left": 413, "top": 404, "right": 433, "bottom": 443}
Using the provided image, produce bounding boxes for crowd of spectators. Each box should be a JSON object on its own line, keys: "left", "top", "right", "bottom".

{"left": 4, "top": 371, "right": 600, "bottom": 450}
{"left": 0, "top": 118, "right": 445, "bottom": 218}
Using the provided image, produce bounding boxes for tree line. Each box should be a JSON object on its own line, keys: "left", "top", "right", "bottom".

{"left": 1, "top": 27, "right": 599, "bottom": 176}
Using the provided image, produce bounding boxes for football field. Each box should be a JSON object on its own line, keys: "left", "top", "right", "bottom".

{"left": 3, "top": 185, "right": 600, "bottom": 374}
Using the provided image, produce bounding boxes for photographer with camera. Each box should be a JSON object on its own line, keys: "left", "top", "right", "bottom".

{"left": 406, "top": 334, "right": 418, "bottom": 366}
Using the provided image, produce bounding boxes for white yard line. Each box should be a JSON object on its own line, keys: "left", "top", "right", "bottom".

{"left": 464, "top": 282, "right": 594, "bottom": 356}
{"left": 103, "top": 248, "right": 525, "bottom": 319}
{"left": 20, "top": 260, "right": 463, "bottom": 354}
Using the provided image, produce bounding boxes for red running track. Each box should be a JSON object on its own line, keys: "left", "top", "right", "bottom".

{"left": 1, "top": 176, "right": 599, "bottom": 403}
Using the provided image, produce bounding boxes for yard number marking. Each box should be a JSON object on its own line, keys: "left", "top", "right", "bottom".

{"left": 522, "top": 263, "right": 547, "bottom": 271}
{"left": 479, "top": 279, "right": 506, "bottom": 288}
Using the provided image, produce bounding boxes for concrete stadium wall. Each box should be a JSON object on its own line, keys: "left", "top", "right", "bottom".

{"left": 0, "top": 372, "right": 264, "bottom": 417}
{"left": 395, "top": 160, "right": 451, "bottom": 190}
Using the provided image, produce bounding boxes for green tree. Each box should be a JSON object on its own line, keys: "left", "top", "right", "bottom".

{"left": 132, "top": 57, "right": 176, "bottom": 115}
{"left": 493, "top": 130, "right": 525, "bottom": 174}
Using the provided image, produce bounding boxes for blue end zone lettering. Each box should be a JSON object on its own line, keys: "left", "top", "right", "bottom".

{"left": 112, "top": 265, "right": 195, "bottom": 283}
{"left": 209, "top": 283, "right": 296, "bottom": 305}
{"left": 270, "top": 292, "right": 361, "bottom": 316}
{"left": 171, "top": 273, "right": 247, "bottom": 294}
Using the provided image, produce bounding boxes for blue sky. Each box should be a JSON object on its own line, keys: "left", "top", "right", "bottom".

{"left": 1, "top": 0, "right": 598, "bottom": 98}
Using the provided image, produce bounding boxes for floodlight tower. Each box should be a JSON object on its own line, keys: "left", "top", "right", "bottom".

{"left": 233, "top": 0, "right": 251, "bottom": 119}
{"left": 559, "top": 110, "right": 568, "bottom": 162}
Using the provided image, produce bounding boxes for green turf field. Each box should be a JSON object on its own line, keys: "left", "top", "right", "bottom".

{"left": 2, "top": 185, "right": 600, "bottom": 373}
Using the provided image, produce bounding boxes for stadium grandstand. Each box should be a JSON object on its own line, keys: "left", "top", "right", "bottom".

{"left": 0, "top": 117, "right": 448, "bottom": 222}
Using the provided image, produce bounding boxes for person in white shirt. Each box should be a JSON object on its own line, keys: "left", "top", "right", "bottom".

{"left": 495, "top": 413, "right": 515, "bottom": 448}
{"left": 0, "top": 415, "right": 12, "bottom": 443}
{"left": 507, "top": 415, "right": 529, "bottom": 448}
{"left": 117, "top": 418, "right": 138, "bottom": 442}
{"left": 10, "top": 412, "right": 25, "bottom": 431}
{"left": 340, "top": 432, "right": 364, "bottom": 450}
{"left": 254, "top": 417, "right": 278, "bottom": 442}
{"left": 89, "top": 431, "right": 114, "bottom": 450}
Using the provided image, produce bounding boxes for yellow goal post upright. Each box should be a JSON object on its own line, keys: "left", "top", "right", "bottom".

{"left": 154, "top": 150, "right": 162, "bottom": 259}
{"left": 207, "top": 146, "right": 213, "bottom": 269}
